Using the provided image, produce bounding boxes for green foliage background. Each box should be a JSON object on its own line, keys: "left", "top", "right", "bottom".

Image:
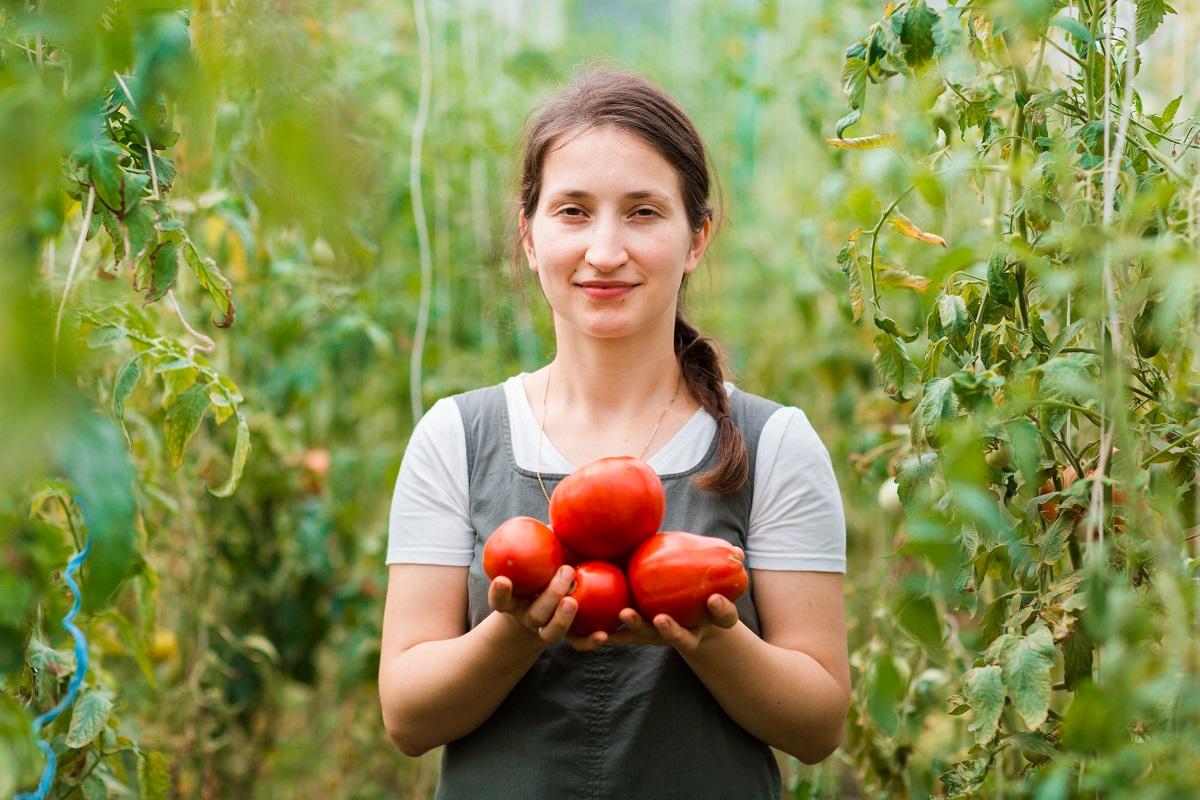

{"left": 2, "top": 1, "right": 1198, "bottom": 798}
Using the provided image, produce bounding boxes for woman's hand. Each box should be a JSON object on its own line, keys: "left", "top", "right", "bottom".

{"left": 606, "top": 594, "right": 740, "bottom": 653}
{"left": 487, "top": 565, "right": 609, "bottom": 652}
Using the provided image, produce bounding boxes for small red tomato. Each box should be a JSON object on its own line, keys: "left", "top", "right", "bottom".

{"left": 567, "top": 561, "right": 630, "bottom": 635}
{"left": 483, "top": 517, "right": 565, "bottom": 596}
{"left": 627, "top": 531, "right": 748, "bottom": 628}
{"left": 1037, "top": 478, "right": 1059, "bottom": 522}
{"left": 549, "top": 456, "right": 665, "bottom": 561}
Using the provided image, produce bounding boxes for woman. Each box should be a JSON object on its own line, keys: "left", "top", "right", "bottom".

{"left": 379, "top": 69, "right": 849, "bottom": 799}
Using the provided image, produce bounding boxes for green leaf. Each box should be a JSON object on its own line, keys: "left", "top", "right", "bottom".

{"left": 184, "top": 239, "right": 236, "bottom": 328}
{"left": 82, "top": 775, "right": 108, "bottom": 800}
{"left": 834, "top": 108, "right": 861, "bottom": 139}
{"left": 164, "top": 383, "right": 211, "bottom": 469}
{"left": 65, "top": 688, "right": 114, "bottom": 748}
{"left": 893, "top": 589, "right": 943, "bottom": 651}
{"left": 1061, "top": 629, "right": 1093, "bottom": 691}
{"left": 901, "top": 0, "right": 939, "bottom": 69}
{"left": 1048, "top": 318, "right": 1089, "bottom": 357}
{"left": 987, "top": 242, "right": 1014, "bottom": 307}
{"left": 921, "top": 337, "right": 948, "bottom": 383}
{"left": 144, "top": 240, "right": 178, "bottom": 303}
{"left": 897, "top": 452, "right": 939, "bottom": 512}
{"left": 1000, "top": 623, "right": 1056, "bottom": 729}
{"left": 207, "top": 413, "right": 251, "bottom": 498}
{"left": 841, "top": 54, "right": 867, "bottom": 110}
{"left": 59, "top": 411, "right": 139, "bottom": 613}
{"left": 1050, "top": 15, "right": 1094, "bottom": 44}
{"left": 140, "top": 750, "right": 172, "bottom": 800}
{"left": 912, "top": 377, "right": 958, "bottom": 447}
{"left": 873, "top": 332, "right": 921, "bottom": 401}
{"left": 1135, "top": 0, "right": 1175, "bottom": 42}
{"left": 113, "top": 357, "right": 141, "bottom": 436}
{"left": 1161, "top": 95, "right": 1182, "bottom": 128}
{"left": 0, "top": 693, "right": 40, "bottom": 800}
{"left": 937, "top": 294, "right": 970, "bottom": 346}
{"left": 87, "top": 325, "right": 127, "bottom": 349}
{"left": 80, "top": 137, "right": 126, "bottom": 215}
{"left": 963, "top": 665, "right": 1005, "bottom": 745}
{"left": 866, "top": 654, "right": 907, "bottom": 735}
{"left": 1037, "top": 354, "right": 1100, "bottom": 407}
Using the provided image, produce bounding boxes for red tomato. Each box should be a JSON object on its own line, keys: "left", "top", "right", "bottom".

{"left": 567, "top": 561, "right": 630, "bottom": 635}
{"left": 482, "top": 517, "right": 565, "bottom": 596}
{"left": 627, "top": 531, "right": 748, "bottom": 628}
{"left": 549, "top": 456, "right": 665, "bottom": 561}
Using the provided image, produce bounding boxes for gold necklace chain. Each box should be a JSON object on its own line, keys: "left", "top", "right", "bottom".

{"left": 535, "top": 365, "right": 682, "bottom": 506}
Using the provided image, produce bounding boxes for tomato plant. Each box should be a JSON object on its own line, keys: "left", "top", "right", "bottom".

{"left": 626, "top": 532, "right": 749, "bottom": 628}
{"left": 549, "top": 456, "right": 665, "bottom": 561}
{"left": 483, "top": 516, "right": 566, "bottom": 596}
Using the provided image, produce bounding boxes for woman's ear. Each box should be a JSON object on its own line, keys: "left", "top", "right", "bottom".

{"left": 683, "top": 216, "right": 712, "bottom": 276}
{"left": 519, "top": 211, "right": 538, "bottom": 273}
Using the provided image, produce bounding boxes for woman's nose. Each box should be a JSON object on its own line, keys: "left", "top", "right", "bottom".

{"left": 584, "top": 217, "right": 629, "bottom": 271}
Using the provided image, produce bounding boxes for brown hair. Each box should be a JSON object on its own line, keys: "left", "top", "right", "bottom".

{"left": 516, "top": 68, "right": 748, "bottom": 495}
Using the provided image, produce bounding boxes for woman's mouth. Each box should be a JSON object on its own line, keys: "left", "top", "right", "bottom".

{"left": 577, "top": 281, "right": 636, "bottom": 299}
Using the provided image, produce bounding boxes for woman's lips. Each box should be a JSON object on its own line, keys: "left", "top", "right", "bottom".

{"left": 578, "top": 284, "right": 635, "bottom": 299}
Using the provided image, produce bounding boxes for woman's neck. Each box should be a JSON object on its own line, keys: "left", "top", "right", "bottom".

{"left": 544, "top": 316, "right": 685, "bottom": 425}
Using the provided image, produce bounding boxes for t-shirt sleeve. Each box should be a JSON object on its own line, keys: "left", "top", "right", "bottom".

{"left": 385, "top": 397, "right": 475, "bottom": 566}
{"left": 746, "top": 406, "right": 847, "bottom": 573}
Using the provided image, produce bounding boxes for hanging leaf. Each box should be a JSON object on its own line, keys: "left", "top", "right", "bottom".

{"left": 207, "top": 412, "right": 251, "bottom": 498}
{"left": 887, "top": 211, "right": 948, "bottom": 247}
{"left": 963, "top": 665, "right": 1005, "bottom": 745}
{"left": 921, "top": 337, "right": 948, "bottom": 383}
{"left": 937, "top": 294, "right": 971, "bottom": 348}
{"left": 184, "top": 239, "right": 236, "bottom": 328}
{"left": 912, "top": 377, "right": 958, "bottom": 447}
{"left": 113, "top": 356, "right": 142, "bottom": 438}
{"left": 164, "top": 383, "right": 211, "bottom": 469}
{"left": 999, "top": 624, "right": 1056, "bottom": 729}
{"left": 140, "top": 750, "right": 172, "bottom": 800}
{"left": 65, "top": 689, "right": 114, "bottom": 748}
{"left": 825, "top": 132, "right": 898, "bottom": 149}
{"left": 876, "top": 260, "right": 931, "bottom": 292}
{"left": 144, "top": 240, "right": 178, "bottom": 303}
{"left": 872, "top": 332, "right": 921, "bottom": 401}
{"left": 987, "top": 242, "right": 1015, "bottom": 307}
{"left": 900, "top": 0, "right": 939, "bottom": 69}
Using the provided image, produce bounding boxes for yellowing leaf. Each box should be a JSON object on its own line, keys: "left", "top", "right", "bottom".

{"left": 887, "top": 211, "right": 948, "bottom": 247}
{"left": 824, "top": 133, "right": 899, "bottom": 150}
{"left": 876, "top": 260, "right": 931, "bottom": 292}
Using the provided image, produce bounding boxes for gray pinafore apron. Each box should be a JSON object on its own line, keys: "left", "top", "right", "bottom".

{"left": 437, "top": 383, "right": 783, "bottom": 800}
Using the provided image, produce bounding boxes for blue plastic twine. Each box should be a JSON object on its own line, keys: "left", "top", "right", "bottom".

{"left": 15, "top": 496, "right": 94, "bottom": 800}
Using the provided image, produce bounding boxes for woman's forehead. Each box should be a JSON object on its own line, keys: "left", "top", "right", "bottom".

{"left": 540, "top": 127, "right": 681, "bottom": 200}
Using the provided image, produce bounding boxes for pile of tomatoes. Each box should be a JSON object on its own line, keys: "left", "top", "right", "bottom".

{"left": 483, "top": 456, "right": 749, "bottom": 635}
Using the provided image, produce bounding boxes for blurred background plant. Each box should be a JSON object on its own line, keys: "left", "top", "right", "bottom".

{"left": 2, "top": 1, "right": 1198, "bottom": 798}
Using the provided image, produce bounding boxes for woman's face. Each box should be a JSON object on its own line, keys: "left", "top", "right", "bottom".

{"left": 521, "top": 126, "right": 710, "bottom": 341}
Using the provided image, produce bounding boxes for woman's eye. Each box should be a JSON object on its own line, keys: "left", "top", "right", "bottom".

{"left": 558, "top": 206, "right": 585, "bottom": 218}
{"left": 632, "top": 207, "right": 660, "bottom": 218}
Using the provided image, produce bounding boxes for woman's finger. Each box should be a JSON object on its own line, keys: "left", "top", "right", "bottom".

{"left": 537, "top": 595, "right": 578, "bottom": 643}
{"left": 526, "top": 565, "right": 575, "bottom": 628}
{"left": 707, "top": 594, "right": 739, "bottom": 629}
{"left": 653, "top": 613, "right": 699, "bottom": 652}
{"left": 488, "top": 576, "right": 515, "bottom": 613}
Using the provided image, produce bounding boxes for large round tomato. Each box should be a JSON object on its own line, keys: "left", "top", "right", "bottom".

{"left": 567, "top": 561, "right": 630, "bottom": 635}
{"left": 549, "top": 456, "right": 665, "bottom": 561}
{"left": 627, "top": 531, "right": 748, "bottom": 628}
{"left": 482, "top": 516, "right": 565, "bottom": 596}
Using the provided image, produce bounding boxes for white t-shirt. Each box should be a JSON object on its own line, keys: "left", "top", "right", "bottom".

{"left": 386, "top": 375, "right": 846, "bottom": 573}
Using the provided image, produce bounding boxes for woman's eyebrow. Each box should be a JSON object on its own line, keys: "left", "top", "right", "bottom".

{"left": 546, "top": 189, "right": 672, "bottom": 203}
